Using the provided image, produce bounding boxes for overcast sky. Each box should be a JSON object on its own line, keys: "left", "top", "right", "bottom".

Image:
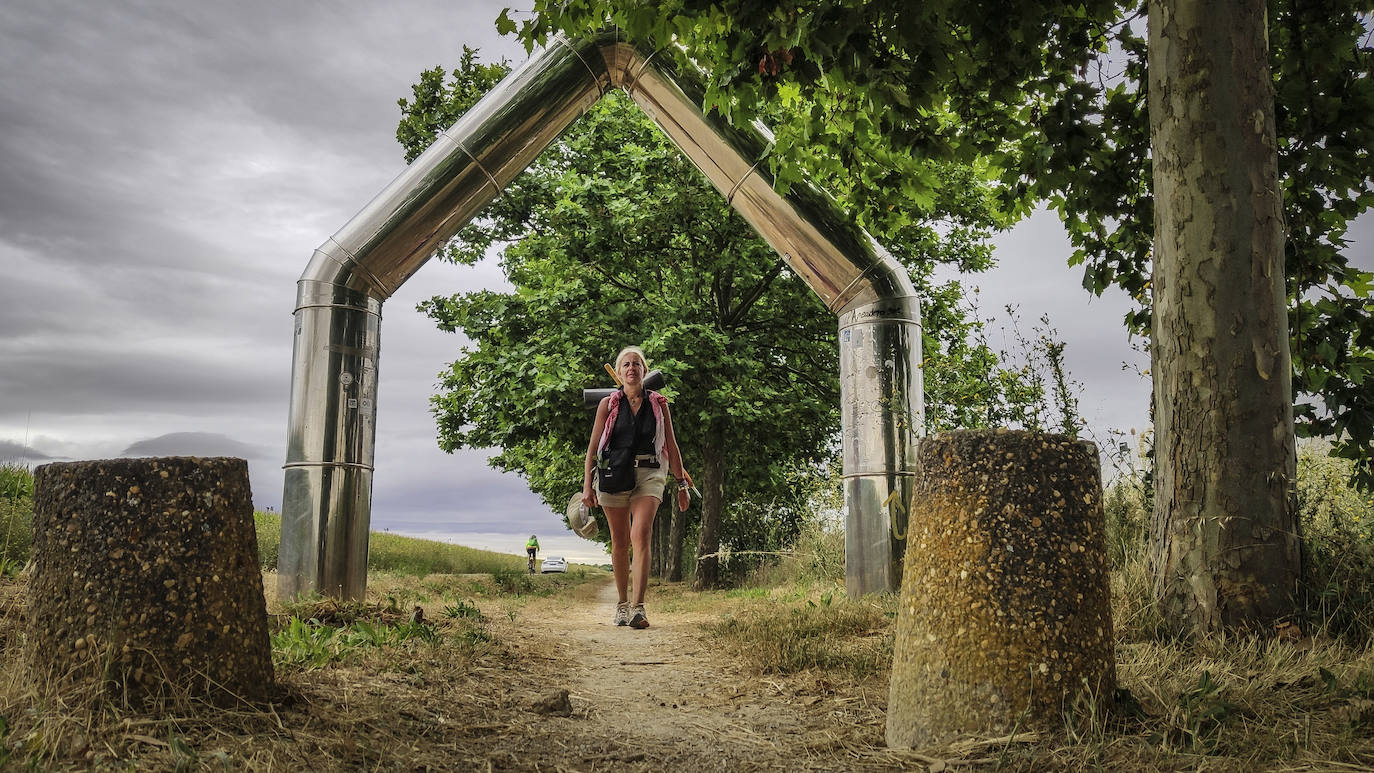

{"left": 1, "top": 2, "right": 1367, "bottom": 563}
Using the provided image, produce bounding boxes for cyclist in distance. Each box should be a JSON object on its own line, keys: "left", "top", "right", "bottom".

{"left": 526, "top": 534, "right": 540, "bottom": 574}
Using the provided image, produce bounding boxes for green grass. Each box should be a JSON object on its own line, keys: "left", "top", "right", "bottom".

{"left": 271, "top": 614, "right": 449, "bottom": 670}
{"left": 0, "top": 463, "right": 32, "bottom": 576}
{"left": 253, "top": 509, "right": 280, "bottom": 569}
{"left": 253, "top": 510, "right": 536, "bottom": 576}
{"left": 367, "top": 530, "right": 526, "bottom": 575}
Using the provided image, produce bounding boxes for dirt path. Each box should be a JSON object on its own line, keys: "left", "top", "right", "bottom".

{"left": 1, "top": 570, "right": 919, "bottom": 770}
{"left": 496, "top": 578, "right": 906, "bottom": 771}
{"left": 556, "top": 582, "right": 763, "bottom": 749}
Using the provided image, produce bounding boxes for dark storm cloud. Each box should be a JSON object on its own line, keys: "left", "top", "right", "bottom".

{"left": 0, "top": 0, "right": 519, "bottom": 429}
{"left": 0, "top": 0, "right": 518, "bottom": 260}
{"left": 0, "top": 1, "right": 559, "bottom": 532}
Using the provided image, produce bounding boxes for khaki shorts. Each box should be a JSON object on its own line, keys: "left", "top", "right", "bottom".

{"left": 596, "top": 464, "right": 667, "bottom": 509}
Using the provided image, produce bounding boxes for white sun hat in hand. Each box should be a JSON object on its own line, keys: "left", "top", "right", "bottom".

{"left": 565, "top": 492, "right": 599, "bottom": 539}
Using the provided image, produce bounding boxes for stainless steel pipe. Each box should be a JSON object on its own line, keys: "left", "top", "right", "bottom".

{"left": 281, "top": 29, "right": 922, "bottom": 600}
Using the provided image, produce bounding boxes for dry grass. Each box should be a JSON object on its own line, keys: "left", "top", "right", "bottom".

{"left": 0, "top": 568, "right": 606, "bottom": 771}
{"left": 3, "top": 524, "right": 1373, "bottom": 770}
{"left": 692, "top": 564, "right": 1374, "bottom": 771}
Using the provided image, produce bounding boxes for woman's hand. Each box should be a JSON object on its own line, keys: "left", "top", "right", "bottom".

{"left": 582, "top": 486, "right": 598, "bottom": 509}
{"left": 673, "top": 470, "right": 693, "bottom": 511}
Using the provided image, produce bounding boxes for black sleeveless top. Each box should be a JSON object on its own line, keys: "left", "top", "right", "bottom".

{"left": 609, "top": 391, "right": 657, "bottom": 456}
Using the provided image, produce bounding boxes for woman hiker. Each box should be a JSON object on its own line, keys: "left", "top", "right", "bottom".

{"left": 582, "top": 346, "right": 691, "bottom": 629}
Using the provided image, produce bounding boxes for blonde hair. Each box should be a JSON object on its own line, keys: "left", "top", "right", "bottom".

{"left": 615, "top": 345, "right": 649, "bottom": 372}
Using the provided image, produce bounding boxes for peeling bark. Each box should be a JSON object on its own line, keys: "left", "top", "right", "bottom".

{"left": 1147, "top": 0, "right": 1300, "bottom": 635}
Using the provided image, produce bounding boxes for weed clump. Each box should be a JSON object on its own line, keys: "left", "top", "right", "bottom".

{"left": 705, "top": 592, "right": 894, "bottom": 679}
{"left": 0, "top": 462, "right": 32, "bottom": 576}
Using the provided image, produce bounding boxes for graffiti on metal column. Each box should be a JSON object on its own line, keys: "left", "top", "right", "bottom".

{"left": 883, "top": 488, "right": 907, "bottom": 541}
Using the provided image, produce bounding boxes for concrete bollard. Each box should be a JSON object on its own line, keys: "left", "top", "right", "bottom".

{"left": 886, "top": 430, "right": 1116, "bottom": 747}
{"left": 27, "top": 457, "right": 274, "bottom": 704}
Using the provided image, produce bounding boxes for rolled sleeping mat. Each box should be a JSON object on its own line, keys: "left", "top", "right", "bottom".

{"left": 583, "top": 369, "right": 665, "bottom": 408}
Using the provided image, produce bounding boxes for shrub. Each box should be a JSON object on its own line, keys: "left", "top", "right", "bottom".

{"left": 744, "top": 516, "right": 845, "bottom": 589}
{"left": 1102, "top": 476, "right": 1150, "bottom": 571}
{"left": 255, "top": 510, "right": 281, "bottom": 570}
{"left": 1297, "top": 441, "right": 1374, "bottom": 640}
{"left": 0, "top": 463, "right": 33, "bottom": 574}
{"left": 0, "top": 462, "right": 33, "bottom": 501}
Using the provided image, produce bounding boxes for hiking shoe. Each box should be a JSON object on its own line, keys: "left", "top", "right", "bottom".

{"left": 613, "top": 600, "right": 631, "bottom": 626}
{"left": 629, "top": 603, "right": 649, "bottom": 629}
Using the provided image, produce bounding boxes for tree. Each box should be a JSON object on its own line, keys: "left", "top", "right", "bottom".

{"left": 505, "top": 0, "right": 1372, "bottom": 633}
{"left": 398, "top": 52, "right": 843, "bottom": 589}
{"left": 1146, "top": 0, "right": 1300, "bottom": 632}
{"left": 1010, "top": 1, "right": 1374, "bottom": 487}
{"left": 397, "top": 49, "right": 1042, "bottom": 587}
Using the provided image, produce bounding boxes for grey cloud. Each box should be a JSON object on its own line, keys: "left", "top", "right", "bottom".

{"left": 0, "top": 0, "right": 520, "bottom": 274}
{"left": 0, "top": 0, "right": 536, "bottom": 535}
{"left": 0, "top": 342, "right": 285, "bottom": 419}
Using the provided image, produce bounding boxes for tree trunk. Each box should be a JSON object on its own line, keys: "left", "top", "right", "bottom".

{"left": 1147, "top": 0, "right": 1300, "bottom": 635}
{"left": 692, "top": 424, "right": 727, "bottom": 590}
{"left": 667, "top": 486, "right": 687, "bottom": 583}
{"left": 651, "top": 500, "right": 669, "bottom": 578}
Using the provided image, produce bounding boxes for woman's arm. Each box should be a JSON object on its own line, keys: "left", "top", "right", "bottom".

{"left": 583, "top": 396, "right": 611, "bottom": 506}
{"left": 660, "top": 402, "right": 692, "bottom": 511}
{"left": 661, "top": 402, "right": 687, "bottom": 479}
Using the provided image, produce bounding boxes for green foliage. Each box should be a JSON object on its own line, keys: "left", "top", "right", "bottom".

{"left": 0, "top": 463, "right": 32, "bottom": 576}
{"left": 505, "top": 0, "right": 1118, "bottom": 233}
{"left": 936, "top": 304, "right": 1087, "bottom": 436}
{"left": 258, "top": 510, "right": 532, "bottom": 576}
{"left": 1105, "top": 439, "right": 1374, "bottom": 642}
{"left": 737, "top": 464, "right": 845, "bottom": 589}
{"left": 1297, "top": 441, "right": 1374, "bottom": 639}
{"left": 0, "top": 463, "right": 33, "bottom": 501}
{"left": 271, "top": 616, "right": 340, "bottom": 669}
{"left": 396, "top": 47, "right": 510, "bottom": 164}
{"left": 1103, "top": 468, "right": 1150, "bottom": 571}
{"left": 506, "top": 1, "right": 1374, "bottom": 485}
{"left": 397, "top": 49, "right": 1064, "bottom": 575}
{"left": 1009, "top": 1, "right": 1374, "bottom": 483}
{"left": 1172, "top": 670, "right": 1239, "bottom": 752}
{"left": 271, "top": 615, "right": 442, "bottom": 670}
{"left": 253, "top": 510, "right": 280, "bottom": 570}
{"left": 490, "top": 567, "right": 536, "bottom": 595}
{"left": 443, "top": 599, "right": 484, "bottom": 619}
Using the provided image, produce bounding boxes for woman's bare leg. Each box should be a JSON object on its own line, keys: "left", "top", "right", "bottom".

{"left": 628, "top": 496, "right": 659, "bottom": 604}
{"left": 604, "top": 504, "right": 631, "bottom": 602}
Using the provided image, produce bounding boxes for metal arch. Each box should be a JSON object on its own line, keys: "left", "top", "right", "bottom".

{"left": 279, "top": 30, "right": 922, "bottom": 600}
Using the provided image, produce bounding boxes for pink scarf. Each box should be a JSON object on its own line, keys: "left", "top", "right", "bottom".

{"left": 598, "top": 390, "right": 668, "bottom": 459}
